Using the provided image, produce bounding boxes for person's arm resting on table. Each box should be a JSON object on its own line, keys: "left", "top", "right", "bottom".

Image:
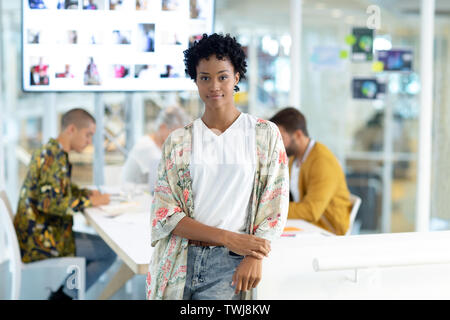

{"left": 35, "top": 159, "right": 91, "bottom": 216}
{"left": 72, "top": 184, "right": 110, "bottom": 207}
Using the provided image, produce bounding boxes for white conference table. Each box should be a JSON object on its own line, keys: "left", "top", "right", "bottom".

{"left": 80, "top": 191, "right": 152, "bottom": 299}
{"left": 77, "top": 189, "right": 333, "bottom": 299}
{"left": 84, "top": 195, "right": 152, "bottom": 275}
{"left": 258, "top": 227, "right": 450, "bottom": 299}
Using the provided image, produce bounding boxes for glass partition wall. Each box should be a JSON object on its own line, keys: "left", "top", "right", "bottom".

{"left": 216, "top": 0, "right": 425, "bottom": 234}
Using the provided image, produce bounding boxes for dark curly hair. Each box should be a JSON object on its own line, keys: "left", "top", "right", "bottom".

{"left": 183, "top": 33, "right": 247, "bottom": 92}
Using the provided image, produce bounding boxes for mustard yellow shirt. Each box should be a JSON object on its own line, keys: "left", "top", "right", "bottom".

{"left": 288, "top": 142, "right": 352, "bottom": 235}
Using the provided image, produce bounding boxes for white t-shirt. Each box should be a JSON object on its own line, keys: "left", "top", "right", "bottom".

{"left": 290, "top": 139, "right": 315, "bottom": 202}
{"left": 290, "top": 159, "right": 301, "bottom": 202}
{"left": 190, "top": 113, "right": 257, "bottom": 234}
{"left": 122, "top": 135, "right": 162, "bottom": 192}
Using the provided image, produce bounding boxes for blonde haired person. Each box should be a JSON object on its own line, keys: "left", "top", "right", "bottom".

{"left": 122, "top": 105, "right": 191, "bottom": 193}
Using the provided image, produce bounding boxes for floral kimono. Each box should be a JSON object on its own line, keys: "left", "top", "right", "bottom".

{"left": 146, "top": 118, "right": 289, "bottom": 300}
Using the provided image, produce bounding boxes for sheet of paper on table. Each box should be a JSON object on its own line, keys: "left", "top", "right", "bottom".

{"left": 98, "top": 201, "right": 143, "bottom": 217}
{"left": 110, "top": 211, "right": 149, "bottom": 225}
{"left": 281, "top": 226, "right": 302, "bottom": 237}
{"left": 281, "top": 221, "right": 333, "bottom": 237}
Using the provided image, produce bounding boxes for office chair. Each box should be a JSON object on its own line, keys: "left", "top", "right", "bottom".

{"left": 0, "top": 190, "right": 14, "bottom": 221}
{"left": 345, "top": 194, "right": 362, "bottom": 236}
{"left": 0, "top": 196, "right": 86, "bottom": 299}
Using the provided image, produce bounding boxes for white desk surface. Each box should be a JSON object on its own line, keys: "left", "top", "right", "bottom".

{"left": 83, "top": 193, "right": 153, "bottom": 275}
{"left": 258, "top": 228, "right": 450, "bottom": 299}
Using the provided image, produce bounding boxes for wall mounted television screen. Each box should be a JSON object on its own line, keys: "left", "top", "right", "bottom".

{"left": 376, "top": 49, "right": 413, "bottom": 72}
{"left": 23, "top": 0, "right": 215, "bottom": 92}
{"left": 352, "top": 78, "right": 386, "bottom": 100}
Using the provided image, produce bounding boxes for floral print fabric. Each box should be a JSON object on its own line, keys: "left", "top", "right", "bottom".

{"left": 146, "top": 119, "right": 289, "bottom": 300}
{"left": 13, "top": 138, "right": 91, "bottom": 263}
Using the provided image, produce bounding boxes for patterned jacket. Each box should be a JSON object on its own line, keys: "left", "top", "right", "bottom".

{"left": 146, "top": 118, "right": 289, "bottom": 300}
{"left": 13, "top": 138, "right": 91, "bottom": 263}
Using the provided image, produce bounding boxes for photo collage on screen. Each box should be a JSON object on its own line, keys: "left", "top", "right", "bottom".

{"left": 23, "top": 0, "right": 214, "bottom": 91}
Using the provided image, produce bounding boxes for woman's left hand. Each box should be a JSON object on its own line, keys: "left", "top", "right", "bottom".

{"left": 232, "top": 256, "right": 262, "bottom": 294}
{"left": 89, "top": 189, "right": 101, "bottom": 197}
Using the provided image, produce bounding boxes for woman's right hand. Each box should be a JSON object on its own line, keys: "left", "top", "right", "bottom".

{"left": 223, "top": 232, "right": 271, "bottom": 259}
{"left": 89, "top": 193, "right": 110, "bottom": 206}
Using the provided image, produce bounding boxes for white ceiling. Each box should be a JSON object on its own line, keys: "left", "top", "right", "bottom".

{"left": 214, "top": 0, "right": 450, "bottom": 35}
{"left": 369, "top": 0, "right": 450, "bottom": 17}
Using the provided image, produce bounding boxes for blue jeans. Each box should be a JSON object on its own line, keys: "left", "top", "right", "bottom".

{"left": 63, "top": 232, "right": 116, "bottom": 299}
{"left": 182, "top": 245, "right": 244, "bottom": 300}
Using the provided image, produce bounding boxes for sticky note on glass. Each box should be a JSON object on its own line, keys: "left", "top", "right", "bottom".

{"left": 339, "top": 50, "right": 349, "bottom": 59}
{"left": 345, "top": 34, "right": 356, "bottom": 46}
{"left": 372, "top": 61, "right": 384, "bottom": 72}
{"left": 283, "top": 226, "right": 302, "bottom": 232}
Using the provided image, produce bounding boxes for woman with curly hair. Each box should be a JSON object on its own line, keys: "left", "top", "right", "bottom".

{"left": 147, "top": 33, "right": 289, "bottom": 300}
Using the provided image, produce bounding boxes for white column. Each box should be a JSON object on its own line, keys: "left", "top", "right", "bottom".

{"left": 415, "top": 0, "right": 435, "bottom": 232}
{"left": 381, "top": 98, "right": 393, "bottom": 233}
{"left": 289, "top": 0, "right": 302, "bottom": 109}
{"left": 248, "top": 35, "right": 258, "bottom": 116}
{"left": 124, "top": 92, "right": 135, "bottom": 153}
{"left": 42, "top": 93, "right": 57, "bottom": 143}
{"left": 0, "top": 106, "right": 4, "bottom": 191}
{"left": 133, "top": 93, "right": 144, "bottom": 145}
{"left": 0, "top": 0, "right": 4, "bottom": 190}
{"left": 3, "top": 12, "right": 18, "bottom": 206}
{"left": 93, "top": 93, "right": 105, "bottom": 186}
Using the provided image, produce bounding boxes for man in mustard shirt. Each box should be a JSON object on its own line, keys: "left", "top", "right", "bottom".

{"left": 270, "top": 107, "right": 352, "bottom": 235}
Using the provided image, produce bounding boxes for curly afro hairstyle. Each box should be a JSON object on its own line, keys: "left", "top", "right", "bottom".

{"left": 183, "top": 33, "right": 247, "bottom": 92}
